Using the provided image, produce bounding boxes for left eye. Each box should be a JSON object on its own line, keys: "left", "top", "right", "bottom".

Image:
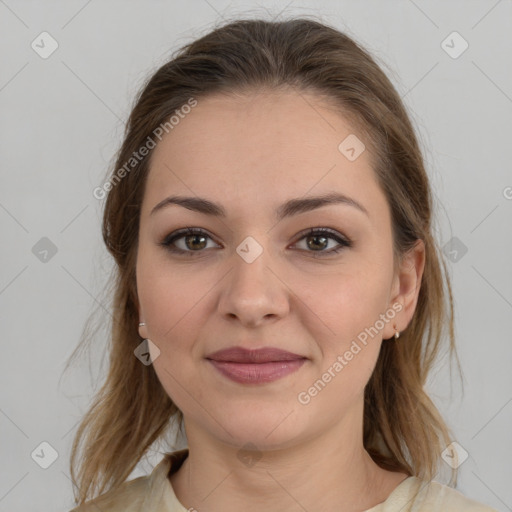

{"left": 159, "top": 227, "right": 352, "bottom": 256}
{"left": 293, "top": 228, "right": 351, "bottom": 255}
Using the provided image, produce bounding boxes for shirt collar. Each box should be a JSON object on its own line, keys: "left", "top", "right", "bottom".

{"left": 141, "top": 448, "right": 189, "bottom": 511}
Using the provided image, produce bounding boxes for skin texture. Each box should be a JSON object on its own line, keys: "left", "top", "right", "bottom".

{"left": 136, "top": 88, "right": 425, "bottom": 512}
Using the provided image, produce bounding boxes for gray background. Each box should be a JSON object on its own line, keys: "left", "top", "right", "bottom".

{"left": 1, "top": 1, "right": 511, "bottom": 511}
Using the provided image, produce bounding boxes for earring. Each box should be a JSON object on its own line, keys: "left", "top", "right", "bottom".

{"left": 394, "top": 324, "right": 400, "bottom": 339}
{"left": 139, "top": 322, "right": 146, "bottom": 327}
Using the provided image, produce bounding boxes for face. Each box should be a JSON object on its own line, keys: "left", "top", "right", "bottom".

{"left": 136, "top": 88, "right": 424, "bottom": 450}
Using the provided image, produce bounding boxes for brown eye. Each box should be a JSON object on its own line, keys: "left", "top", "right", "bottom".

{"left": 293, "top": 228, "right": 352, "bottom": 257}
{"left": 160, "top": 228, "right": 219, "bottom": 255}
{"left": 159, "top": 227, "right": 352, "bottom": 258}
{"left": 183, "top": 233, "right": 207, "bottom": 250}
{"left": 306, "top": 233, "right": 329, "bottom": 251}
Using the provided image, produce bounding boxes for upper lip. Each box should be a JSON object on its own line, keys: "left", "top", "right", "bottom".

{"left": 206, "top": 346, "right": 306, "bottom": 363}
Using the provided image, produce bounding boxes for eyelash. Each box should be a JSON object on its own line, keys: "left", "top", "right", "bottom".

{"left": 158, "top": 227, "right": 353, "bottom": 258}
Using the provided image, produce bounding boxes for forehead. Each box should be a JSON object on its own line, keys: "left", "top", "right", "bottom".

{"left": 143, "top": 88, "right": 385, "bottom": 221}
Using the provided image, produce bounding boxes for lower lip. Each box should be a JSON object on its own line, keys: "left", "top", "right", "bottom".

{"left": 207, "top": 359, "right": 306, "bottom": 384}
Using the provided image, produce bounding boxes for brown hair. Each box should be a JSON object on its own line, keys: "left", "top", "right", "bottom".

{"left": 65, "top": 15, "right": 463, "bottom": 506}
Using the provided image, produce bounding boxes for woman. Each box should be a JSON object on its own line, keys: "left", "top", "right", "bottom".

{"left": 67, "top": 16, "right": 497, "bottom": 511}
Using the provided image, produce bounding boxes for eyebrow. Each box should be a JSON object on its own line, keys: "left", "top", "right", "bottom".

{"left": 150, "top": 192, "right": 369, "bottom": 220}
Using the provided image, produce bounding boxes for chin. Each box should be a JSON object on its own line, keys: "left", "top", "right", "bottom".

{"left": 213, "top": 404, "right": 304, "bottom": 449}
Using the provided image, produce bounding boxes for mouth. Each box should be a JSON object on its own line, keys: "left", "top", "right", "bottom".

{"left": 206, "top": 346, "right": 307, "bottom": 384}
{"left": 206, "top": 346, "right": 306, "bottom": 363}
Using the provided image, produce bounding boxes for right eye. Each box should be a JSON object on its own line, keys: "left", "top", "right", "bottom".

{"left": 159, "top": 227, "right": 220, "bottom": 256}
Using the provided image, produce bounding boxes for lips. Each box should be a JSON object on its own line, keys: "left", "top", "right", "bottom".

{"left": 206, "top": 346, "right": 307, "bottom": 384}
{"left": 206, "top": 346, "right": 305, "bottom": 363}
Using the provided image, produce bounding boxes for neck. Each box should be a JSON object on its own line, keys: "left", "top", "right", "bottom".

{"left": 169, "top": 419, "right": 405, "bottom": 512}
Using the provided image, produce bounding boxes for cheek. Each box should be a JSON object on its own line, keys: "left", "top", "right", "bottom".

{"left": 304, "top": 265, "right": 391, "bottom": 387}
{"left": 136, "top": 251, "right": 195, "bottom": 343}
{"left": 310, "top": 269, "right": 389, "bottom": 336}
{"left": 305, "top": 275, "right": 387, "bottom": 404}
{"left": 136, "top": 257, "right": 209, "bottom": 406}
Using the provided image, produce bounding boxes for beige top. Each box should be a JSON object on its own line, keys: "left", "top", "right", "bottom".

{"left": 69, "top": 449, "right": 498, "bottom": 512}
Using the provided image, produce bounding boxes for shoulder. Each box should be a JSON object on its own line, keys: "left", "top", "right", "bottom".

{"left": 391, "top": 477, "right": 499, "bottom": 512}
{"left": 68, "top": 475, "right": 149, "bottom": 512}
{"left": 68, "top": 450, "right": 188, "bottom": 512}
{"left": 418, "top": 479, "right": 498, "bottom": 511}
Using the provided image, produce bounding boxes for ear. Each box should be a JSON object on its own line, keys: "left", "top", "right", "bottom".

{"left": 134, "top": 293, "right": 148, "bottom": 339}
{"left": 383, "top": 239, "right": 425, "bottom": 340}
{"left": 138, "top": 316, "right": 148, "bottom": 339}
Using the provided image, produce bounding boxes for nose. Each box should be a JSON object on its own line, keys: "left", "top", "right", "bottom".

{"left": 217, "top": 243, "right": 290, "bottom": 328}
